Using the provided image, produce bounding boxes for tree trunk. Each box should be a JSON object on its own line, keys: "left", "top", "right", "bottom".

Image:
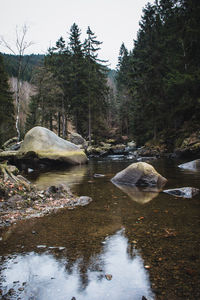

{"left": 58, "top": 112, "right": 61, "bottom": 136}
{"left": 16, "top": 56, "right": 22, "bottom": 142}
{"left": 62, "top": 97, "right": 66, "bottom": 139}
{"left": 49, "top": 113, "right": 53, "bottom": 131}
{"left": 88, "top": 101, "right": 91, "bottom": 145}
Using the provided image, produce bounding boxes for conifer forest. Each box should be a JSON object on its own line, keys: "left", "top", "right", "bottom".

{"left": 0, "top": 0, "right": 200, "bottom": 150}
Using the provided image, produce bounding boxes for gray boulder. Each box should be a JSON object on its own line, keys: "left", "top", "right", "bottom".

{"left": 163, "top": 187, "right": 199, "bottom": 198}
{"left": 111, "top": 162, "right": 167, "bottom": 188}
{"left": 69, "top": 132, "right": 87, "bottom": 149}
{"left": 18, "top": 126, "right": 88, "bottom": 165}
{"left": 178, "top": 159, "right": 200, "bottom": 171}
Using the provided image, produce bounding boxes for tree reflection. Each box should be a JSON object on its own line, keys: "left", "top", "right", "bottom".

{"left": 0, "top": 230, "right": 154, "bottom": 300}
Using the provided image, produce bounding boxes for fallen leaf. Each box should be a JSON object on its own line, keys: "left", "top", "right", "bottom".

{"left": 144, "top": 265, "right": 150, "bottom": 269}
{"left": 105, "top": 274, "right": 112, "bottom": 280}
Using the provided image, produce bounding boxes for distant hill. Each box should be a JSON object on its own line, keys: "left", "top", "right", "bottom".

{"left": 2, "top": 53, "right": 117, "bottom": 92}
{"left": 1, "top": 53, "right": 44, "bottom": 82}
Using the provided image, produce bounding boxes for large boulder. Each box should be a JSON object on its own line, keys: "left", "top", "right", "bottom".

{"left": 18, "top": 127, "right": 88, "bottom": 165}
{"left": 178, "top": 159, "right": 200, "bottom": 171}
{"left": 111, "top": 162, "right": 167, "bottom": 188}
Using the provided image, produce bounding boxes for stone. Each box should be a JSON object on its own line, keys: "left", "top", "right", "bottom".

{"left": 86, "top": 146, "right": 108, "bottom": 156}
{"left": 18, "top": 126, "right": 88, "bottom": 165}
{"left": 127, "top": 141, "right": 136, "bottom": 150}
{"left": 93, "top": 173, "right": 105, "bottom": 178}
{"left": 111, "top": 144, "right": 126, "bottom": 154}
{"left": 111, "top": 162, "right": 167, "bottom": 188}
{"left": 75, "top": 196, "right": 92, "bottom": 206}
{"left": 178, "top": 159, "right": 200, "bottom": 171}
{"left": 163, "top": 187, "right": 199, "bottom": 198}
{"left": 69, "top": 132, "right": 87, "bottom": 149}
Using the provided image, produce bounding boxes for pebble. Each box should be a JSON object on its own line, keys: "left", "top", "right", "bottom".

{"left": 144, "top": 265, "right": 150, "bottom": 269}
{"left": 58, "top": 247, "right": 65, "bottom": 251}
{"left": 37, "top": 245, "right": 46, "bottom": 249}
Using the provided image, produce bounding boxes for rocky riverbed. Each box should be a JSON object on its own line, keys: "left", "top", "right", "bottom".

{"left": 0, "top": 176, "right": 92, "bottom": 228}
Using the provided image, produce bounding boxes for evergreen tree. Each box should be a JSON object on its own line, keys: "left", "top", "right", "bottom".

{"left": 68, "top": 23, "right": 86, "bottom": 134}
{"left": 83, "top": 26, "right": 109, "bottom": 143}
{"left": 0, "top": 53, "right": 15, "bottom": 146}
{"left": 26, "top": 24, "right": 109, "bottom": 141}
{"left": 116, "top": 43, "right": 132, "bottom": 136}
{"left": 116, "top": 0, "right": 200, "bottom": 145}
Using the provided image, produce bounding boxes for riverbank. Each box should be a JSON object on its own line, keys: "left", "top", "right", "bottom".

{"left": 139, "top": 130, "right": 200, "bottom": 158}
{"left": 0, "top": 175, "right": 92, "bottom": 228}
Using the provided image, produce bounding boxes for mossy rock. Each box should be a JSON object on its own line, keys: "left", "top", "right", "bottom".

{"left": 17, "top": 127, "right": 88, "bottom": 165}
{"left": 111, "top": 162, "right": 167, "bottom": 188}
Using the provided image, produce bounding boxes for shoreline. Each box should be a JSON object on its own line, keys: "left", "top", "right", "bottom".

{"left": 0, "top": 178, "right": 92, "bottom": 228}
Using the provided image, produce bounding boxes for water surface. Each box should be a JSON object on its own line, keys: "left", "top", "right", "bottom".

{"left": 0, "top": 157, "right": 200, "bottom": 299}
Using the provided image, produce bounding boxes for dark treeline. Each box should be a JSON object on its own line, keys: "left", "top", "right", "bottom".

{"left": 26, "top": 23, "right": 112, "bottom": 143}
{"left": 2, "top": 54, "right": 44, "bottom": 82}
{"left": 117, "top": 0, "right": 200, "bottom": 147}
{"left": 0, "top": 54, "right": 15, "bottom": 145}
{"left": 1, "top": 0, "right": 200, "bottom": 149}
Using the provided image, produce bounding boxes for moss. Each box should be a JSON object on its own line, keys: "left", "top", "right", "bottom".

{"left": 191, "top": 142, "right": 200, "bottom": 150}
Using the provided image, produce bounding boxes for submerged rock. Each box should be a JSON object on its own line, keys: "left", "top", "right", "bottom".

{"left": 93, "top": 173, "right": 105, "bottom": 178}
{"left": 111, "top": 162, "right": 167, "bottom": 188}
{"left": 75, "top": 196, "right": 92, "bottom": 206}
{"left": 178, "top": 159, "right": 200, "bottom": 171}
{"left": 18, "top": 126, "right": 88, "bottom": 165}
{"left": 163, "top": 187, "right": 199, "bottom": 198}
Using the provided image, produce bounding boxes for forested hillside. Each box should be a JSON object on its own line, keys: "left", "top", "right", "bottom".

{"left": 1, "top": 0, "right": 199, "bottom": 151}
{"left": 117, "top": 0, "right": 200, "bottom": 148}
{"left": 25, "top": 24, "right": 113, "bottom": 143}
{"left": 0, "top": 54, "right": 15, "bottom": 145}
{"left": 2, "top": 54, "right": 44, "bottom": 82}
{"left": 1, "top": 24, "right": 118, "bottom": 145}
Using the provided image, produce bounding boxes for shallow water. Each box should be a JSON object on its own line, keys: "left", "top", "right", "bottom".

{"left": 0, "top": 157, "right": 200, "bottom": 299}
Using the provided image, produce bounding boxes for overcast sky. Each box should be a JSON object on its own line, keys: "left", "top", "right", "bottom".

{"left": 1, "top": 0, "right": 154, "bottom": 69}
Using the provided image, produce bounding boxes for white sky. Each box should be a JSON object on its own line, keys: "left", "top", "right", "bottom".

{"left": 0, "top": 0, "right": 154, "bottom": 69}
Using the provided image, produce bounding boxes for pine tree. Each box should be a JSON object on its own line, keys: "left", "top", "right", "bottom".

{"left": 116, "top": 0, "right": 200, "bottom": 145}
{"left": 0, "top": 53, "right": 15, "bottom": 146}
{"left": 83, "top": 26, "right": 109, "bottom": 143}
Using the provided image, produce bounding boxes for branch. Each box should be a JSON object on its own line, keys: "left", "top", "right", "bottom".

{"left": 0, "top": 36, "right": 17, "bottom": 55}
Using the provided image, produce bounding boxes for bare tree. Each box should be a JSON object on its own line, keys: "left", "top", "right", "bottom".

{"left": 0, "top": 24, "right": 33, "bottom": 141}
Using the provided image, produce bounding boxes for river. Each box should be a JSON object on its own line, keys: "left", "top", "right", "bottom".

{"left": 0, "top": 156, "right": 200, "bottom": 299}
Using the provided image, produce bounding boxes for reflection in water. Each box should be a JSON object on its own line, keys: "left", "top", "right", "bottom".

{"left": 30, "top": 165, "right": 87, "bottom": 190}
{"left": 1, "top": 231, "right": 154, "bottom": 300}
{"left": 112, "top": 183, "right": 159, "bottom": 204}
